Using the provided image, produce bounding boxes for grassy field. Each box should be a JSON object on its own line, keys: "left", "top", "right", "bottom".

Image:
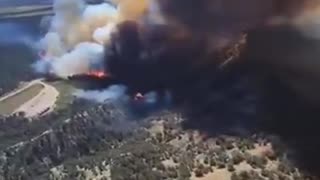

{"left": 0, "top": 83, "right": 44, "bottom": 115}
{"left": 48, "top": 80, "right": 75, "bottom": 110}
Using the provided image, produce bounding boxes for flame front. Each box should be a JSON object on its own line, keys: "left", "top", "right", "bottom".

{"left": 86, "top": 71, "right": 109, "bottom": 78}
{"left": 134, "top": 92, "right": 144, "bottom": 101}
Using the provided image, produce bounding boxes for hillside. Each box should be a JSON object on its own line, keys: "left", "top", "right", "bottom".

{"left": 0, "top": 102, "right": 315, "bottom": 180}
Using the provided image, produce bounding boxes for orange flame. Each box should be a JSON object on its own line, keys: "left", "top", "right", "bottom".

{"left": 86, "top": 71, "right": 109, "bottom": 78}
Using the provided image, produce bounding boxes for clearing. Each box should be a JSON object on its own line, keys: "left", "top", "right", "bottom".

{"left": 0, "top": 79, "right": 59, "bottom": 117}
{"left": 0, "top": 83, "right": 44, "bottom": 115}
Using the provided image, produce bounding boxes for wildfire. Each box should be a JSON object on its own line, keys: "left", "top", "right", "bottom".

{"left": 86, "top": 71, "right": 109, "bottom": 78}
{"left": 134, "top": 92, "right": 144, "bottom": 101}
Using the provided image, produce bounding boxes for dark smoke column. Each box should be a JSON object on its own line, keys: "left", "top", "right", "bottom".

{"left": 103, "top": 20, "right": 210, "bottom": 96}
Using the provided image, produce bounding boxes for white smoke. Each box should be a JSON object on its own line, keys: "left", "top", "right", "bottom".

{"left": 294, "top": 9, "right": 320, "bottom": 39}
{"left": 31, "top": 60, "right": 52, "bottom": 74}
{"left": 82, "top": 3, "right": 118, "bottom": 31}
{"left": 50, "top": 0, "right": 90, "bottom": 49}
{"left": 73, "top": 85, "right": 128, "bottom": 103}
{"left": 93, "top": 22, "right": 117, "bottom": 44}
{"left": 39, "top": 32, "right": 66, "bottom": 57}
{"left": 268, "top": 5, "right": 320, "bottom": 40}
{"left": 34, "top": 0, "right": 121, "bottom": 78}
{"left": 50, "top": 42, "right": 104, "bottom": 78}
{"left": 33, "top": 0, "right": 165, "bottom": 78}
{"left": 73, "top": 86, "right": 173, "bottom": 112}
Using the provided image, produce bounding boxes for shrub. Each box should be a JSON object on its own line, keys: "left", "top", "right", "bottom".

{"left": 231, "top": 150, "right": 245, "bottom": 165}
{"left": 204, "top": 156, "right": 209, "bottom": 165}
{"left": 210, "top": 158, "right": 216, "bottom": 167}
{"left": 167, "top": 167, "right": 178, "bottom": 179}
{"left": 246, "top": 155, "right": 267, "bottom": 169}
{"left": 216, "top": 161, "right": 226, "bottom": 169}
{"left": 178, "top": 164, "right": 191, "bottom": 179}
{"left": 231, "top": 173, "right": 240, "bottom": 180}
{"left": 264, "top": 150, "right": 277, "bottom": 161}
{"left": 194, "top": 168, "right": 204, "bottom": 177}
{"left": 227, "top": 163, "right": 235, "bottom": 172}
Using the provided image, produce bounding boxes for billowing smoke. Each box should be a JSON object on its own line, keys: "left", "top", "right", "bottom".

{"left": 34, "top": 0, "right": 320, "bottom": 79}
{"left": 34, "top": 0, "right": 320, "bottom": 113}
{"left": 142, "top": 0, "right": 320, "bottom": 50}
{"left": 27, "top": 0, "right": 320, "bottom": 173}
{"left": 50, "top": 42, "right": 104, "bottom": 77}
{"left": 103, "top": 0, "right": 320, "bottom": 94}
{"left": 33, "top": 0, "right": 122, "bottom": 78}
{"left": 73, "top": 85, "right": 128, "bottom": 103}
{"left": 73, "top": 84, "right": 173, "bottom": 116}
{"left": 33, "top": 0, "right": 161, "bottom": 78}
{"left": 97, "top": 0, "right": 320, "bottom": 143}
{"left": 93, "top": 22, "right": 116, "bottom": 44}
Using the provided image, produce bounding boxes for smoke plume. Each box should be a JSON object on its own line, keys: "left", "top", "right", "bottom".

{"left": 34, "top": 0, "right": 123, "bottom": 78}
{"left": 35, "top": 0, "right": 320, "bottom": 77}
{"left": 73, "top": 85, "right": 173, "bottom": 116}
{"left": 34, "top": 0, "right": 320, "bottom": 109}
{"left": 73, "top": 85, "right": 128, "bottom": 103}
{"left": 51, "top": 42, "right": 104, "bottom": 78}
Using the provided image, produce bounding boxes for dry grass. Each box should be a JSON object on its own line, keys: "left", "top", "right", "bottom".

{"left": 0, "top": 83, "right": 44, "bottom": 115}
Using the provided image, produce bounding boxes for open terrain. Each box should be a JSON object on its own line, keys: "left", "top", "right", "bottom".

{"left": 0, "top": 81, "right": 44, "bottom": 115}
{"left": 0, "top": 79, "right": 59, "bottom": 117}
{"left": 0, "top": 1, "right": 318, "bottom": 179}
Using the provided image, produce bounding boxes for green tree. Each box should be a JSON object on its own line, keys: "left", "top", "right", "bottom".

{"left": 178, "top": 164, "right": 191, "bottom": 180}
{"left": 210, "top": 158, "right": 216, "bottom": 167}
{"left": 216, "top": 161, "right": 226, "bottom": 169}
{"left": 204, "top": 156, "right": 209, "bottom": 165}
{"left": 156, "top": 132, "right": 163, "bottom": 143}
{"left": 194, "top": 169, "right": 203, "bottom": 178}
{"left": 231, "top": 150, "right": 245, "bottom": 165}
{"left": 246, "top": 155, "right": 267, "bottom": 169}
{"left": 231, "top": 173, "right": 240, "bottom": 180}
{"left": 227, "top": 163, "right": 235, "bottom": 172}
{"left": 167, "top": 167, "right": 178, "bottom": 179}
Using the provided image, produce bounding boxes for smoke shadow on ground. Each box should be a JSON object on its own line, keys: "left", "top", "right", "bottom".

{"left": 176, "top": 58, "right": 320, "bottom": 177}
{"left": 138, "top": 24, "right": 320, "bottom": 176}
{"left": 179, "top": 66, "right": 320, "bottom": 176}
{"left": 181, "top": 26, "right": 320, "bottom": 176}
{"left": 244, "top": 26, "right": 320, "bottom": 176}
{"left": 257, "top": 74, "right": 320, "bottom": 176}
{"left": 174, "top": 63, "right": 260, "bottom": 136}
